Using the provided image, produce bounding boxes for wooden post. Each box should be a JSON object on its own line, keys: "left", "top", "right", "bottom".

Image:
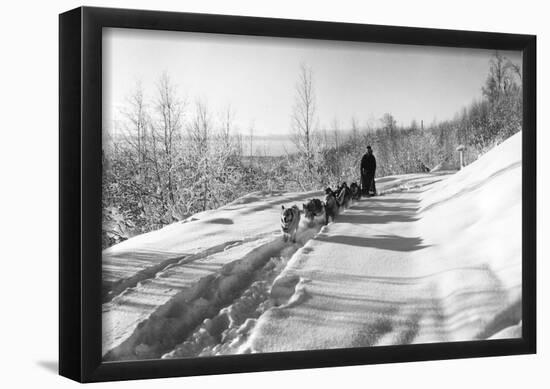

{"left": 456, "top": 144, "right": 465, "bottom": 169}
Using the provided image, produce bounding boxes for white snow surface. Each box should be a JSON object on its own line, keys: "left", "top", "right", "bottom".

{"left": 102, "top": 132, "right": 521, "bottom": 360}
{"left": 246, "top": 132, "right": 522, "bottom": 352}
{"left": 102, "top": 190, "right": 322, "bottom": 287}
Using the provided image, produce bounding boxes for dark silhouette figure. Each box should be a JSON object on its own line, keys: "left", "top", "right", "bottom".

{"left": 361, "top": 146, "right": 377, "bottom": 196}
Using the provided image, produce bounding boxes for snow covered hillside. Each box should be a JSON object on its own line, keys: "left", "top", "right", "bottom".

{"left": 102, "top": 132, "right": 521, "bottom": 360}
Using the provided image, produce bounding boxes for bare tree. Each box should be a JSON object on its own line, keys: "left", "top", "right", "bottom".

{"left": 189, "top": 100, "right": 212, "bottom": 211}
{"left": 381, "top": 113, "right": 397, "bottom": 131}
{"left": 248, "top": 121, "right": 255, "bottom": 161}
{"left": 119, "top": 82, "right": 150, "bottom": 184}
{"left": 123, "top": 82, "right": 149, "bottom": 165}
{"left": 153, "top": 73, "right": 184, "bottom": 211}
{"left": 220, "top": 104, "right": 235, "bottom": 148}
{"left": 482, "top": 51, "right": 521, "bottom": 101}
{"left": 234, "top": 132, "right": 244, "bottom": 157}
{"left": 350, "top": 116, "right": 360, "bottom": 157}
{"left": 291, "top": 64, "right": 317, "bottom": 177}
{"left": 332, "top": 118, "right": 341, "bottom": 180}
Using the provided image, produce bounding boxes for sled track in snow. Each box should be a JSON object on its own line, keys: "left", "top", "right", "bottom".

{"left": 103, "top": 233, "right": 277, "bottom": 303}
{"left": 102, "top": 215, "right": 333, "bottom": 361}
{"left": 103, "top": 251, "right": 187, "bottom": 303}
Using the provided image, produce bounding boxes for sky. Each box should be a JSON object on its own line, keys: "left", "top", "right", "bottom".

{"left": 103, "top": 27, "right": 521, "bottom": 138}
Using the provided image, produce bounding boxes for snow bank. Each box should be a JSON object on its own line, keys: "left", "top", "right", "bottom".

{"left": 416, "top": 131, "right": 522, "bottom": 340}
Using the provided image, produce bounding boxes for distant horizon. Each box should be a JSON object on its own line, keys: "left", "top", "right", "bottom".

{"left": 103, "top": 28, "right": 521, "bottom": 141}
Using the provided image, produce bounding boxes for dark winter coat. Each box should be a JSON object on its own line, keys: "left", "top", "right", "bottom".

{"left": 361, "top": 153, "right": 376, "bottom": 173}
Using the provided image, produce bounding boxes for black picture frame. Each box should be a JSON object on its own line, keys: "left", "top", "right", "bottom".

{"left": 59, "top": 6, "right": 536, "bottom": 383}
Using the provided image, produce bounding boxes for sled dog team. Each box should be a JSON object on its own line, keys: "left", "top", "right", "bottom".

{"left": 280, "top": 182, "right": 362, "bottom": 243}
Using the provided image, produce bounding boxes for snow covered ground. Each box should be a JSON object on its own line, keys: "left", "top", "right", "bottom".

{"left": 102, "top": 190, "right": 322, "bottom": 301}
{"left": 102, "top": 132, "right": 521, "bottom": 360}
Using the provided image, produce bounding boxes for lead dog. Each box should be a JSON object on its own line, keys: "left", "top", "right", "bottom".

{"left": 280, "top": 205, "right": 301, "bottom": 242}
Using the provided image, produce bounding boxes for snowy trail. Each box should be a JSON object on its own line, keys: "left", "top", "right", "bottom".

{"left": 247, "top": 190, "right": 520, "bottom": 352}
{"left": 246, "top": 190, "right": 435, "bottom": 352}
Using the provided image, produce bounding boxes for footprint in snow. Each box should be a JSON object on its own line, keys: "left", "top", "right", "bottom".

{"left": 269, "top": 274, "right": 311, "bottom": 308}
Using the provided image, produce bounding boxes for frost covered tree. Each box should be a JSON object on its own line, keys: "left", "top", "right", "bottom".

{"left": 289, "top": 64, "right": 320, "bottom": 189}
{"left": 187, "top": 100, "right": 212, "bottom": 211}
{"left": 153, "top": 73, "right": 184, "bottom": 210}
{"left": 121, "top": 81, "right": 149, "bottom": 170}
{"left": 481, "top": 51, "right": 522, "bottom": 144}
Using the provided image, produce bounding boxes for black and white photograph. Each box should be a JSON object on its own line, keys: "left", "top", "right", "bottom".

{"left": 3, "top": 0, "right": 549, "bottom": 386}
{"left": 100, "top": 27, "right": 524, "bottom": 362}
